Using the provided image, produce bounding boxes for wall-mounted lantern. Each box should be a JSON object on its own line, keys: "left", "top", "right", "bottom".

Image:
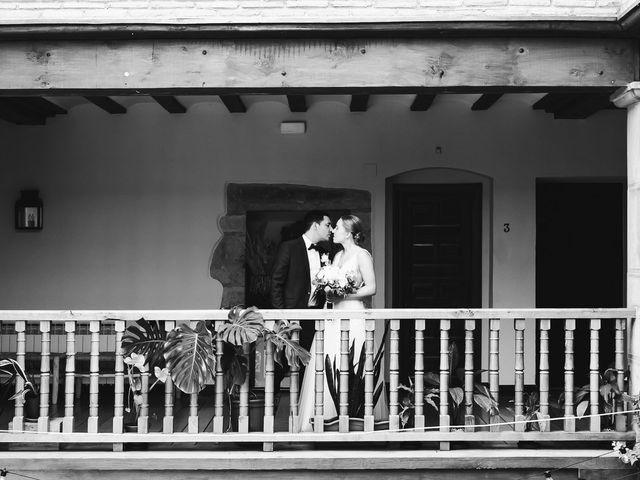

{"left": 15, "top": 189, "right": 43, "bottom": 231}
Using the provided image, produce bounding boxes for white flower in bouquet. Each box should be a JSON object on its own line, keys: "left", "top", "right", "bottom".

{"left": 313, "top": 260, "right": 359, "bottom": 297}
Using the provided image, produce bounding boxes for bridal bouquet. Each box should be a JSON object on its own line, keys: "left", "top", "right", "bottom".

{"left": 313, "top": 254, "right": 359, "bottom": 297}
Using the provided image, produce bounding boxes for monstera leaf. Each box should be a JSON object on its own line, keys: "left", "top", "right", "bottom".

{"left": 0, "top": 358, "right": 36, "bottom": 402}
{"left": 264, "top": 320, "right": 311, "bottom": 368}
{"left": 164, "top": 321, "right": 216, "bottom": 395}
{"left": 218, "top": 306, "right": 264, "bottom": 346}
{"left": 122, "top": 318, "right": 167, "bottom": 369}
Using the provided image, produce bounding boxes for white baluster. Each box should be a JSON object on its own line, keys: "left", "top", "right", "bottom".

{"left": 63, "top": 321, "right": 76, "bottom": 433}
{"left": 590, "top": 319, "right": 601, "bottom": 433}
{"left": 465, "top": 319, "right": 475, "bottom": 432}
{"left": 87, "top": 320, "right": 100, "bottom": 433}
{"left": 414, "top": 319, "right": 425, "bottom": 431}
{"left": 12, "top": 321, "right": 26, "bottom": 431}
{"left": 564, "top": 319, "right": 576, "bottom": 433}
{"left": 113, "top": 320, "right": 125, "bottom": 434}
{"left": 364, "top": 318, "right": 376, "bottom": 432}
{"left": 313, "top": 319, "right": 325, "bottom": 433}
{"left": 538, "top": 319, "right": 551, "bottom": 432}
{"left": 339, "top": 318, "right": 350, "bottom": 433}
{"left": 163, "top": 320, "right": 175, "bottom": 434}
{"left": 388, "top": 319, "right": 400, "bottom": 432}
{"left": 38, "top": 321, "right": 51, "bottom": 432}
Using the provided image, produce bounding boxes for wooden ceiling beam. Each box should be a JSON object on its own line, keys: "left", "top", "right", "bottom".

{"left": 410, "top": 94, "right": 436, "bottom": 111}
{"left": 0, "top": 38, "right": 632, "bottom": 92}
{"left": 286, "top": 95, "right": 307, "bottom": 112}
{"left": 219, "top": 95, "right": 246, "bottom": 113}
{"left": 350, "top": 94, "right": 369, "bottom": 112}
{"left": 151, "top": 95, "right": 186, "bottom": 114}
{"left": 471, "top": 93, "right": 503, "bottom": 111}
{"left": 84, "top": 96, "right": 126, "bottom": 114}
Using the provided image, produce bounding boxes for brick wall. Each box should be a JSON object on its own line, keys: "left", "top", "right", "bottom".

{"left": 0, "top": 0, "right": 630, "bottom": 25}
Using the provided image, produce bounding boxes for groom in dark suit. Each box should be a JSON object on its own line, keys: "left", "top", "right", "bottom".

{"left": 270, "top": 210, "right": 332, "bottom": 350}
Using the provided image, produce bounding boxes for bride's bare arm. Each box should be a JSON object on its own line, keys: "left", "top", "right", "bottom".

{"left": 346, "top": 249, "right": 376, "bottom": 299}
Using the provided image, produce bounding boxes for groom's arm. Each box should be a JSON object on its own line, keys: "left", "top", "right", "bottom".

{"left": 270, "top": 242, "right": 290, "bottom": 309}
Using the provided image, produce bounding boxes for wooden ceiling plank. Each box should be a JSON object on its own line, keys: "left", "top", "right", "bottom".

{"left": 286, "top": 94, "right": 307, "bottom": 112}
{"left": 219, "top": 95, "right": 246, "bottom": 113}
{"left": 471, "top": 93, "right": 503, "bottom": 111}
{"left": 0, "top": 98, "right": 46, "bottom": 124}
{"left": 410, "top": 94, "right": 436, "bottom": 111}
{"left": 350, "top": 94, "right": 369, "bottom": 112}
{"left": 0, "top": 38, "right": 633, "bottom": 92}
{"left": 151, "top": 95, "right": 186, "bottom": 114}
{"left": 84, "top": 96, "right": 126, "bottom": 114}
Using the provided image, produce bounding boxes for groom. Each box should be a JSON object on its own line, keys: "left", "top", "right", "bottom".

{"left": 270, "top": 210, "right": 332, "bottom": 350}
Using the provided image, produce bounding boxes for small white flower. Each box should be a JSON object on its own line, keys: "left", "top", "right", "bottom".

{"left": 154, "top": 366, "right": 170, "bottom": 383}
{"left": 321, "top": 253, "right": 330, "bottom": 265}
{"left": 124, "top": 352, "right": 147, "bottom": 371}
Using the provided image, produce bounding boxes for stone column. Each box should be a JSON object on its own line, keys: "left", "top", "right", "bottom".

{"left": 612, "top": 83, "right": 640, "bottom": 400}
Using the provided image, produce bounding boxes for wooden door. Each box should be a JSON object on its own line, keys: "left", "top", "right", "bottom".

{"left": 536, "top": 182, "right": 624, "bottom": 388}
{"left": 392, "top": 184, "right": 482, "bottom": 381}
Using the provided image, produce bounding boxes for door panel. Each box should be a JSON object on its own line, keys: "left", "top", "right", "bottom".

{"left": 393, "top": 183, "right": 482, "bottom": 382}
{"left": 536, "top": 182, "right": 624, "bottom": 388}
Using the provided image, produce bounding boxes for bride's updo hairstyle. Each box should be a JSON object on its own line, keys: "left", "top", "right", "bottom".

{"left": 341, "top": 214, "right": 365, "bottom": 247}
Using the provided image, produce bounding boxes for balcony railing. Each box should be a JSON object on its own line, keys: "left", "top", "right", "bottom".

{"left": 0, "top": 308, "right": 637, "bottom": 452}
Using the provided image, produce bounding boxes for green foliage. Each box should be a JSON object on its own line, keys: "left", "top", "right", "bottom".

{"left": 122, "top": 306, "right": 310, "bottom": 396}
{"left": 0, "top": 358, "right": 37, "bottom": 402}
{"left": 558, "top": 367, "right": 621, "bottom": 425}
{"left": 164, "top": 322, "right": 216, "bottom": 395}
{"left": 507, "top": 390, "right": 542, "bottom": 431}
{"left": 218, "top": 306, "right": 265, "bottom": 346}
{"left": 324, "top": 322, "right": 388, "bottom": 419}
{"left": 121, "top": 318, "right": 167, "bottom": 369}
{"left": 398, "top": 342, "right": 498, "bottom": 428}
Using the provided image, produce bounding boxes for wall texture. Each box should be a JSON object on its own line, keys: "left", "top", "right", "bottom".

{"left": 0, "top": 93, "right": 627, "bottom": 311}
{"left": 0, "top": 0, "right": 626, "bottom": 25}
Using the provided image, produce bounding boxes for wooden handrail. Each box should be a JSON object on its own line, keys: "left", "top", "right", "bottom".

{"left": 0, "top": 307, "right": 635, "bottom": 322}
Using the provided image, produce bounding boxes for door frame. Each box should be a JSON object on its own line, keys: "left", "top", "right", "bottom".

{"left": 385, "top": 168, "right": 494, "bottom": 310}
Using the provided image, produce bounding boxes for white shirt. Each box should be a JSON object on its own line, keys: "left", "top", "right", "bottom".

{"left": 302, "top": 234, "right": 321, "bottom": 306}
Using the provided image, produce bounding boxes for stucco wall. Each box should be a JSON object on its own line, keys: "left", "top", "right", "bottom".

{"left": 0, "top": 94, "right": 626, "bottom": 312}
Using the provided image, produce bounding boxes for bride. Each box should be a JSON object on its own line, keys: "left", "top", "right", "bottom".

{"left": 297, "top": 214, "right": 388, "bottom": 432}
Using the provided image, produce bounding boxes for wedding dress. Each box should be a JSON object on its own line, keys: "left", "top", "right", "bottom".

{"left": 296, "top": 249, "right": 388, "bottom": 432}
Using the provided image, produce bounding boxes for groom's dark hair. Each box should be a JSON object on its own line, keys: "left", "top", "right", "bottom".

{"left": 303, "top": 210, "right": 330, "bottom": 233}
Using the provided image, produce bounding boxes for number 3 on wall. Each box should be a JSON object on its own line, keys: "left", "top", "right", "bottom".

{"left": 503, "top": 223, "right": 510, "bottom": 233}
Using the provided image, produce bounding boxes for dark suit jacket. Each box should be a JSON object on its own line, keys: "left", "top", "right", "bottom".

{"left": 270, "top": 237, "right": 314, "bottom": 309}
{"left": 270, "top": 236, "right": 324, "bottom": 351}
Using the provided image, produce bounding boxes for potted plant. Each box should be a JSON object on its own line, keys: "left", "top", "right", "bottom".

{"left": 557, "top": 365, "right": 621, "bottom": 430}
{"left": 398, "top": 342, "right": 498, "bottom": 429}
{"left": 322, "top": 323, "right": 389, "bottom": 431}
{"left": 122, "top": 306, "right": 311, "bottom": 432}
{"left": 122, "top": 352, "right": 169, "bottom": 431}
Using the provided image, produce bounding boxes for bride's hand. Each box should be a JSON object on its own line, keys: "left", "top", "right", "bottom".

{"left": 326, "top": 291, "right": 345, "bottom": 303}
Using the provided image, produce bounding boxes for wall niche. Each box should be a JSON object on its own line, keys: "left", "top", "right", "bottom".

{"left": 210, "top": 183, "right": 371, "bottom": 308}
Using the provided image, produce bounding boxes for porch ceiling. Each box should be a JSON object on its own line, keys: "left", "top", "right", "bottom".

{"left": 0, "top": 91, "right": 621, "bottom": 126}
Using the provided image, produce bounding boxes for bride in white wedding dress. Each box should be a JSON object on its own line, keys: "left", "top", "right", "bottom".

{"left": 297, "top": 214, "right": 388, "bottom": 432}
